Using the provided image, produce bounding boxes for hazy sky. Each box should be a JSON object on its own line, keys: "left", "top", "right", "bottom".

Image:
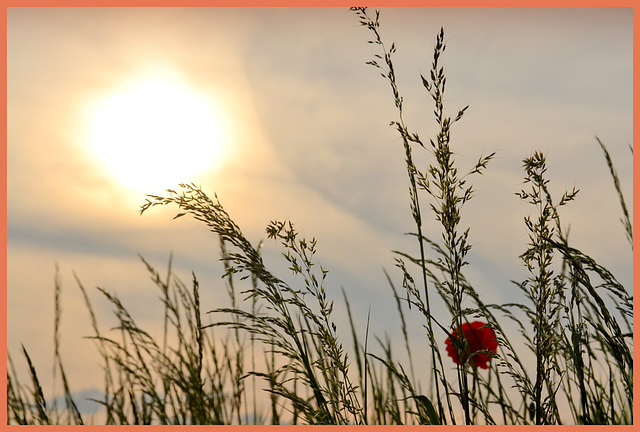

{"left": 7, "top": 7, "right": 633, "bottom": 409}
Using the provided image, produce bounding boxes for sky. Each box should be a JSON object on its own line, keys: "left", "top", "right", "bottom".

{"left": 6, "top": 6, "right": 633, "bottom": 417}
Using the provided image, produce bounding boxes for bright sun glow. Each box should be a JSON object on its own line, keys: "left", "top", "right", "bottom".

{"left": 87, "top": 70, "right": 229, "bottom": 193}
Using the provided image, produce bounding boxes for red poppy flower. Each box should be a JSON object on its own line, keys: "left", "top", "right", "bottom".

{"left": 445, "top": 321, "right": 498, "bottom": 369}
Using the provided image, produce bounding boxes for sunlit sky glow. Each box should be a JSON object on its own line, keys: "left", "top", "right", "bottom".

{"left": 6, "top": 7, "right": 633, "bottom": 412}
{"left": 85, "top": 67, "right": 230, "bottom": 192}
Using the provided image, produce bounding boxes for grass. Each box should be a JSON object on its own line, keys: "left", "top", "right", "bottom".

{"left": 7, "top": 8, "right": 633, "bottom": 425}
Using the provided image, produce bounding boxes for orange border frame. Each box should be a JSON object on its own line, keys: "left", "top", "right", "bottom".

{"left": 1, "top": 2, "right": 636, "bottom": 431}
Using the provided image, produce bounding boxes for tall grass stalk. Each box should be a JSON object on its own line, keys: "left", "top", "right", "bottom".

{"left": 351, "top": 7, "right": 448, "bottom": 423}
{"left": 596, "top": 136, "right": 633, "bottom": 249}
{"left": 353, "top": 6, "right": 497, "bottom": 425}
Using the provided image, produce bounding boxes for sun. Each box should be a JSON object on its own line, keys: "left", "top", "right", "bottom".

{"left": 86, "top": 69, "right": 229, "bottom": 193}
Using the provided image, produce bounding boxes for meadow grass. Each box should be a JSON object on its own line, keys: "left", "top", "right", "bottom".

{"left": 7, "top": 8, "right": 632, "bottom": 425}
